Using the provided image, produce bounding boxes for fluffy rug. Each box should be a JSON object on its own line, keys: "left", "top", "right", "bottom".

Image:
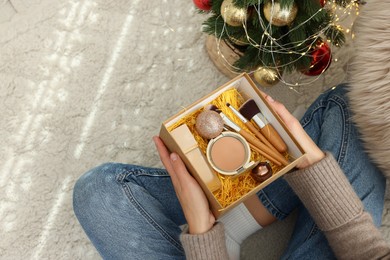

{"left": 0, "top": 0, "right": 389, "bottom": 259}
{"left": 347, "top": 0, "right": 390, "bottom": 178}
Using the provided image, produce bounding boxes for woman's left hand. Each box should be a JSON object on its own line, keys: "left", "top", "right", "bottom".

{"left": 153, "top": 136, "right": 215, "bottom": 234}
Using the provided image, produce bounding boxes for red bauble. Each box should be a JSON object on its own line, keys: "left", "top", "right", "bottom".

{"left": 320, "top": 0, "right": 326, "bottom": 7}
{"left": 193, "top": 0, "right": 212, "bottom": 11}
{"left": 302, "top": 41, "right": 332, "bottom": 76}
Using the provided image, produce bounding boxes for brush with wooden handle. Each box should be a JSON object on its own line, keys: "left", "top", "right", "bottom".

{"left": 239, "top": 99, "right": 288, "bottom": 153}
{"left": 248, "top": 143, "right": 281, "bottom": 167}
{"left": 208, "top": 105, "right": 289, "bottom": 166}
{"left": 226, "top": 103, "right": 280, "bottom": 155}
{"left": 236, "top": 124, "right": 289, "bottom": 166}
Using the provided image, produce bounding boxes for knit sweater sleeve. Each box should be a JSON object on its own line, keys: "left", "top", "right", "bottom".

{"left": 180, "top": 222, "right": 229, "bottom": 260}
{"left": 285, "top": 152, "right": 390, "bottom": 259}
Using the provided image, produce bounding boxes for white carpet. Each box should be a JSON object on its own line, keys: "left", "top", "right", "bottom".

{"left": 1, "top": 0, "right": 389, "bottom": 259}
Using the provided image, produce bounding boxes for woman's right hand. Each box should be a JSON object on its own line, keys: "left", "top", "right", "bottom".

{"left": 261, "top": 93, "right": 325, "bottom": 169}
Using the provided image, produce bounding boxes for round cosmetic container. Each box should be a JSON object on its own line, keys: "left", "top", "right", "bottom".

{"left": 206, "top": 131, "right": 256, "bottom": 175}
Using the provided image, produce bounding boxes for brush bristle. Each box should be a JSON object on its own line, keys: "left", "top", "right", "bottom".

{"left": 239, "top": 99, "right": 260, "bottom": 120}
{"left": 205, "top": 104, "right": 221, "bottom": 113}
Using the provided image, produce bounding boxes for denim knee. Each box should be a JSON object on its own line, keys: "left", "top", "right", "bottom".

{"left": 73, "top": 163, "right": 124, "bottom": 217}
{"left": 72, "top": 163, "right": 186, "bottom": 259}
{"left": 323, "top": 84, "right": 349, "bottom": 100}
{"left": 301, "top": 83, "right": 386, "bottom": 226}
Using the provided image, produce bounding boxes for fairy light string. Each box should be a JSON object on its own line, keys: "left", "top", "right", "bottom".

{"left": 210, "top": 0, "right": 360, "bottom": 90}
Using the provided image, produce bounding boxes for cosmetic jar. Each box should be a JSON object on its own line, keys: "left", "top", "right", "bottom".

{"left": 251, "top": 161, "right": 273, "bottom": 182}
{"left": 206, "top": 131, "right": 256, "bottom": 176}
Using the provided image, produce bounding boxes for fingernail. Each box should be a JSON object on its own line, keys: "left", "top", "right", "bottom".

{"left": 170, "top": 153, "right": 178, "bottom": 161}
{"left": 266, "top": 95, "right": 275, "bottom": 103}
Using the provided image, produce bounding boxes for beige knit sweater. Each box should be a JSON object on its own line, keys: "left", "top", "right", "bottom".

{"left": 180, "top": 153, "right": 390, "bottom": 260}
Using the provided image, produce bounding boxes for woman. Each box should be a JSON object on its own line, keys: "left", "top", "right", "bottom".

{"left": 73, "top": 85, "right": 388, "bottom": 259}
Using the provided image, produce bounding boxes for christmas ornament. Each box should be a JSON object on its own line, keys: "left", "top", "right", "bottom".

{"left": 221, "top": 0, "right": 248, "bottom": 27}
{"left": 201, "top": 0, "right": 349, "bottom": 82}
{"left": 196, "top": 110, "right": 224, "bottom": 139}
{"left": 193, "top": 0, "right": 212, "bottom": 11}
{"left": 253, "top": 67, "right": 280, "bottom": 87}
{"left": 263, "top": 1, "right": 298, "bottom": 27}
{"left": 302, "top": 40, "right": 332, "bottom": 76}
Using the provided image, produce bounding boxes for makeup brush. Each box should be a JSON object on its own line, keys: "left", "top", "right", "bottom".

{"left": 208, "top": 105, "right": 289, "bottom": 166}
{"left": 239, "top": 99, "right": 288, "bottom": 153}
{"left": 249, "top": 143, "right": 281, "bottom": 167}
{"left": 226, "top": 103, "right": 279, "bottom": 155}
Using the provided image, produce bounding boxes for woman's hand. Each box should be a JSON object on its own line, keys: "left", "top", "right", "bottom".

{"left": 261, "top": 93, "right": 325, "bottom": 169}
{"left": 153, "top": 136, "right": 215, "bottom": 234}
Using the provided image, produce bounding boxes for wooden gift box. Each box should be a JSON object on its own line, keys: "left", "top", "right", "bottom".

{"left": 159, "top": 73, "right": 305, "bottom": 218}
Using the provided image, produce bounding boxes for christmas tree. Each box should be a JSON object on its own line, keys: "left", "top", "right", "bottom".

{"left": 194, "top": 0, "right": 357, "bottom": 87}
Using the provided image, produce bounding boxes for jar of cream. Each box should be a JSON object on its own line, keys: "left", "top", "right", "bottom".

{"left": 206, "top": 131, "right": 257, "bottom": 176}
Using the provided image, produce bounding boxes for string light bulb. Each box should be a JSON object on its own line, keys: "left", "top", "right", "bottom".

{"left": 206, "top": 0, "right": 361, "bottom": 88}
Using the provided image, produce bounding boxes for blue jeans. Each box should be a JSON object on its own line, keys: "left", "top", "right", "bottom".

{"left": 73, "top": 85, "right": 386, "bottom": 259}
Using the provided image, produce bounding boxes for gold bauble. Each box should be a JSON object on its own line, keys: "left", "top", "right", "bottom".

{"left": 253, "top": 67, "right": 280, "bottom": 87}
{"left": 263, "top": 1, "right": 298, "bottom": 27}
{"left": 221, "top": 0, "right": 248, "bottom": 27}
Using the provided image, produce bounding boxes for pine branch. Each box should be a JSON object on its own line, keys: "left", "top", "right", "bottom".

{"left": 278, "top": 0, "right": 295, "bottom": 9}
{"left": 233, "top": 0, "right": 265, "bottom": 8}
{"left": 234, "top": 45, "right": 262, "bottom": 70}
{"left": 202, "top": 0, "right": 347, "bottom": 73}
{"left": 211, "top": 0, "right": 225, "bottom": 14}
{"left": 335, "top": 0, "right": 351, "bottom": 8}
{"left": 324, "top": 25, "right": 346, "bottom": 46}
{"left": 202, "top": 15, "right": 223, "bottom": 36}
